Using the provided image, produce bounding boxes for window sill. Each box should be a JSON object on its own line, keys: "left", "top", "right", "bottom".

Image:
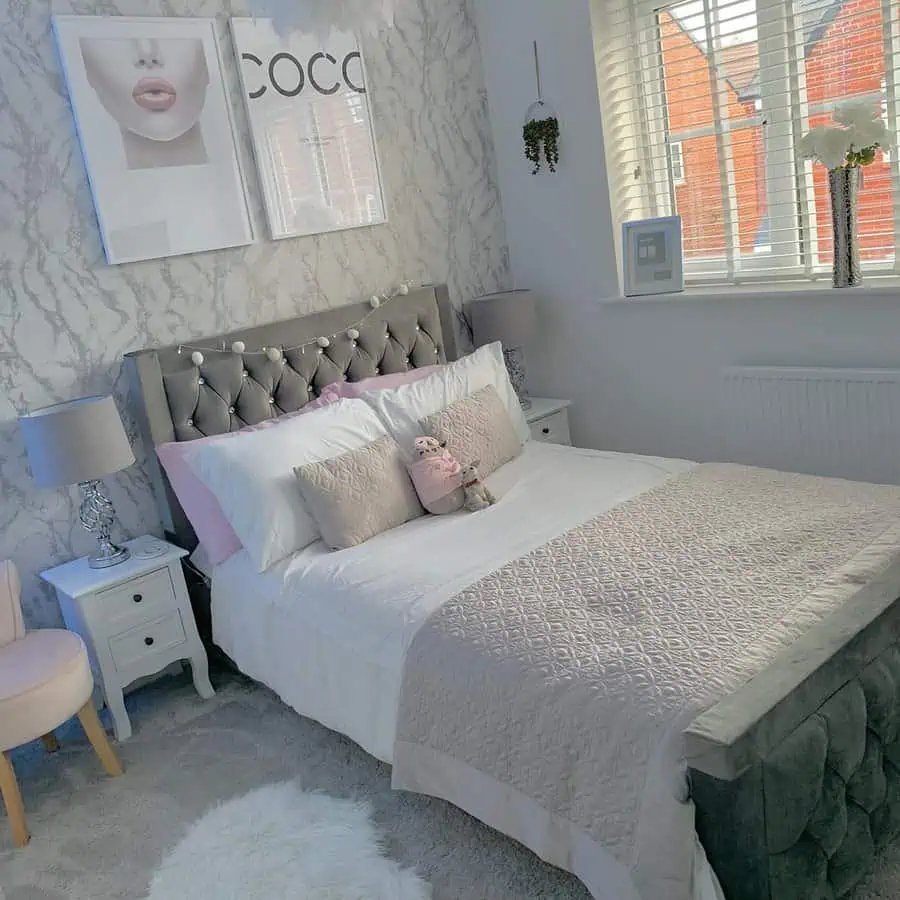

{"left": 597, "top": 276, "right": 900, "bottom": 304}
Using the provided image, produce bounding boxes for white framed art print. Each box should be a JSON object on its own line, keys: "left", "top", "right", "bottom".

{"left": 53, "top": 16, "right": 254, "bottom": 265}
{"left": 230, "top": 18, "right": 387, "bottom": 240}
{"left": 622, "top": 215, "right": 684, "bottom": 297}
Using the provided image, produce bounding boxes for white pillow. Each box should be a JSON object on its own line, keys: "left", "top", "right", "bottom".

{"left": 357, "top": 342, "right": 530, "bottom": 455}
{"left": 183, "top": 400, "right": 386, "bottom": 572}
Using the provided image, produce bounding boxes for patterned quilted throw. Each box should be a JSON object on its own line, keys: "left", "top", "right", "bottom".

{"left": 393, "top": 463, "right": 900, "bottom": 896}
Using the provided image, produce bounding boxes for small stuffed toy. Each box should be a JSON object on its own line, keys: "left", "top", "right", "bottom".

{"left": 407, "top": 436, "right": 466, "bottom": 514}
{"left": 460, "top": 461, "right": 497, "bottom": 512}
{"left": 413, "top": 436, "right": 447, "bottom": 459}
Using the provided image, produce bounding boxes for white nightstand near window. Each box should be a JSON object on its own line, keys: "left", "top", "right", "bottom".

{"left": 525, "top": 398, "right": 572, "bottom": 446}
{"left": 40, "top": 536, "right": 214, "bottom": 742}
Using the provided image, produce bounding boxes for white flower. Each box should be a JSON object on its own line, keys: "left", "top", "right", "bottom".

{"left": 849, "top": 117, "right": 890, "bottom": 150}
{"left": 819, "top": 127, "right": 854, "bottom": 169}
{"left": 798, "top": 126, "right": 829, "bottom": 159}
{"left": 799, "top": 125, "right": 852, "bottom": 169}
{"left": 801, "top": 98, "right": 895, "bottom": 167}
{"left": 833, "top": 98, "right": 880, "bottom": 129}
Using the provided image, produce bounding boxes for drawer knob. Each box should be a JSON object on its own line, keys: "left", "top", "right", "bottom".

{"left": 542, "top": 427, "right": 551, "bottom": 435}
{"left": 133, "top": 593, "right": 143, "bottom": 604}
{"left": 144, "top": 636, "right": 155, "bottom": 647}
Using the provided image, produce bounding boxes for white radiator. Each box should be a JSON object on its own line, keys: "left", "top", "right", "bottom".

{"left": 721, "top": 366, "right": 900, "bottom": 485}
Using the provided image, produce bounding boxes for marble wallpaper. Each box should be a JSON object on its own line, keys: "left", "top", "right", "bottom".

{"left": 0, "top": 0, "right": 509, "bottom": 626}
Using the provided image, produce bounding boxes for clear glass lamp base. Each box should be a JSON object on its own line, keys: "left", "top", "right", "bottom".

{"left": 88, "top": 541, "right": 131, "bottom": 570}
{"left": 503, "top": 346, "right": 532, "bottom": 411}
{"left": 79, "top": 479, "right": 131, "bottom": 569}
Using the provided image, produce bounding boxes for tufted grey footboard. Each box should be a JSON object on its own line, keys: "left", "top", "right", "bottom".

{"left": 685, "top": 559, "right": 900, "bottom": 900}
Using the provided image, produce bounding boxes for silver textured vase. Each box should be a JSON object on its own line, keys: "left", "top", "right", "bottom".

{"left": 829, "top": 166, "right": 862, "bottom": 288}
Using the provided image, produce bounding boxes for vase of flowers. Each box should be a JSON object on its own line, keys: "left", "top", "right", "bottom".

{"left": 799, "top": 100, "right": 894, "bottom": 288}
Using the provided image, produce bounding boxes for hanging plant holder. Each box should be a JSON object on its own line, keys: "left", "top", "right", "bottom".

{"left": 523, "top": 42, "right": 560, "bottom": 174}
{"left": 524, "top": 108, "right": 560, "bottom": 174}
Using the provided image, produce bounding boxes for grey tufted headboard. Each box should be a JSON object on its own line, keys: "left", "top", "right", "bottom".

{"left": 125, "top": 283, "right": 458, "bottom": 555}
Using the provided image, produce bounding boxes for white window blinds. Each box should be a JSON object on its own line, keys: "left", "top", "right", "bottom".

{"left": 595, "top": 0, "right": 900, "bottom": 285}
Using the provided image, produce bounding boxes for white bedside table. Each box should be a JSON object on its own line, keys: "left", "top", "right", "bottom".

{"left": 41, "top": 535, "right": 214, "bottom": 742}
{"left": 525, "top": 398, "right": 573, "bottom": 446}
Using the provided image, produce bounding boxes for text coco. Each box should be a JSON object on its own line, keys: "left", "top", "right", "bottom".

{"left": 241, "top": 50, "right": 366, "bottom": 99}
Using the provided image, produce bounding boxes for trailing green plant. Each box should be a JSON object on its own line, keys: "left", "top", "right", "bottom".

{"left": 523, "top": 117, "right": 560, "bottom": 174}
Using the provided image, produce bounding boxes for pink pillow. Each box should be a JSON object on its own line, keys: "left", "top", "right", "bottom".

{"left": 340, "top": 366, "right": 442, "bottom": 398}
{"left": 156, "top": 396, "right": 341, "bottom": 566}
{"left": 307, "top": 384, "right": 343, "bottom": 408}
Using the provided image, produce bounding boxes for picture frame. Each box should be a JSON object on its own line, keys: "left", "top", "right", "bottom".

{"left": 53, "top": 15, "right": 254, "bottom": 265}
{"left": 230, "top": 17, "right": 387, "bottom": 240}
{"left": 622, "top": 215, "right": 684, "bottom": 297}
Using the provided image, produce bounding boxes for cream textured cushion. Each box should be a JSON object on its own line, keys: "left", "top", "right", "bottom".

{"left": 357, "top": 342, "right": 529, "bottom": 456}
{"left": 294, "top": 436, "right": 424, "bottom": 550}
{"left": 422, "top": 385, "right": 522, "bottom": 477}
{"left": 185, "top": 399, "right": 387, "bottom": 571}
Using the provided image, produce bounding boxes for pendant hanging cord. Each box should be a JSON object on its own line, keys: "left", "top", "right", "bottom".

{"left": 533, "top": 41, "right": 542, "bottom": 102}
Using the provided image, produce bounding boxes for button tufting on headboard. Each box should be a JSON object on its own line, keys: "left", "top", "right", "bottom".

{"left": 124, "top": 284, "right": 458, "bottom": 548}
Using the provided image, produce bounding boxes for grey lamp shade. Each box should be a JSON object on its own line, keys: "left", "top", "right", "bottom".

{"left": 20, "top": 395, "right": 135, "bottom": 488}
{"left": 468, "top": 290, "right": 537, "bottom": 349}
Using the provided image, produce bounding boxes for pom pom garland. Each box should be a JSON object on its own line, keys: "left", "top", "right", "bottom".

{"left": 175, "top": 282, "right": 413, "bottom": 362}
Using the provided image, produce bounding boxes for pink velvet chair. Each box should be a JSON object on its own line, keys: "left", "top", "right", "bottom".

{"left": 0, "top": 559, "right": 122, "bottom": 847}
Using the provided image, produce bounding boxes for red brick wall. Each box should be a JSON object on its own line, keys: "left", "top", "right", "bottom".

{"left": 660, "top": 0, "right": 894, "bottom": 264}
{"left": 805, "top": 0, "right": 894, "bottom": 261}
{"left": 659, "top": 13, "right": 721, "bottom": 259}
{"left": 660, "top": 13, "right": 764, "bottom": 258}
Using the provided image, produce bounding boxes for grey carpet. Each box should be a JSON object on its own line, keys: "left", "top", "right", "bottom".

{"left": 0, "top": 669, "right": 896, "bottom": 900}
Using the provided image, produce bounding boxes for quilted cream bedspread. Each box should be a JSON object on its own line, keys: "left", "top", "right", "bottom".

{"left": 393, "top": 463, "right": 900, "bottom": 899}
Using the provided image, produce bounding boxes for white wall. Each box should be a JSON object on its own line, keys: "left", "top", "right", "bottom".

{"left": 573, "top": 288, "right": 900, "bottom": 462}
{"left": 471, "top": 0, "right": 620, "bottom": 444}
{"left": 474, "top": 0, "right": 900, "bottom": 471}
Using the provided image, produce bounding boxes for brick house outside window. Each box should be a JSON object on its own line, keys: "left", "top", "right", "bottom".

{"left": 660, "top": 0, "right": 895, "bottom": 269}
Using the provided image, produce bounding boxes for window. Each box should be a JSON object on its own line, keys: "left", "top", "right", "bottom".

{"left": 365, "top": 193, "right": 380, "bottom": 222}
{"left": 347, "top": 93, "right": 366, "bottom": 125}
{"left": 596, "top": 0, "right": 900, "bottom": 285}
{"left": 670, "top": 140, "right": 686, "bottom": 184}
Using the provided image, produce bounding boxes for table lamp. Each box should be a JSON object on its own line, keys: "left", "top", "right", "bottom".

{"left": 20, "top": 396, "right": 135, "bottom": 569}
{"left": 468, "top": 289, "right": 538, "bottom": 410}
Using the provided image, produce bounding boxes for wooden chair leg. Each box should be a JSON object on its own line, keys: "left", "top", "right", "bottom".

{"left": 76, "top": 701, "right": 123, "bottom": 778}
{"left": 0, "top": 751, "right": 29, "bottom": 847}
{"left": 41, "top": 732, "right": 60, "bottom": 753}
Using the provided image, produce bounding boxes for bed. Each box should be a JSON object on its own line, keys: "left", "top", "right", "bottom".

{"left": 125, "top": 284, "right": 900, "bottom": 900}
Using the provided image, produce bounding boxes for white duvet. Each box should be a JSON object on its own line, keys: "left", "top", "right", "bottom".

{"left": 211, "top": 442, "right": 723, "bottom": 900}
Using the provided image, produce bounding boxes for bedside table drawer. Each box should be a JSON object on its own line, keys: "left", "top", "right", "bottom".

{"left": 96, "top": 569, "right": 178, "bottom": 627}
{"left": 529, "top": 409, "right": 571, "bottom": 446}
{"left": 109, "top": 612, "right": 186, "bottom": 672}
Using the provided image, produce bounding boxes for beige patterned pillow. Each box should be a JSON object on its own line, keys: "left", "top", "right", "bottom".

{"left": 421, "top": 384, "right": 522, "bottom": 478}
{"left": 294, "top": 436, "right": 423, "bottom": 550}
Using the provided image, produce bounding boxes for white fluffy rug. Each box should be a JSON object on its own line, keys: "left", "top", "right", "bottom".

{"left": 146, "top": 782, "right": 432, "bottom": 900}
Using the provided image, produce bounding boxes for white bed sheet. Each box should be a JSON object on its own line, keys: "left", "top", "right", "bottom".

{"left": 210, "top": 442, "right": 717, "bottom": 900}
{"left": 212, "top": 442, "right": 695, "bottom": 763}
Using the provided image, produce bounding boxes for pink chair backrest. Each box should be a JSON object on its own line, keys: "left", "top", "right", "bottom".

{"left": 0, "top": 560, "right": 25, "bottom": 647}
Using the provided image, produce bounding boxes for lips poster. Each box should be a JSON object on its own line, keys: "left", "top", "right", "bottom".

{"left": 231, "top": 18, "right": 387, "bottom": 240}
{"left": 53, "top": 16, "right": 254, "bottom": 265}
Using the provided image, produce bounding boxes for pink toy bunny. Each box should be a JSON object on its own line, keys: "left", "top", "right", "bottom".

{"left": 407, "top": 436, "right": 465, "bottom": 515}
